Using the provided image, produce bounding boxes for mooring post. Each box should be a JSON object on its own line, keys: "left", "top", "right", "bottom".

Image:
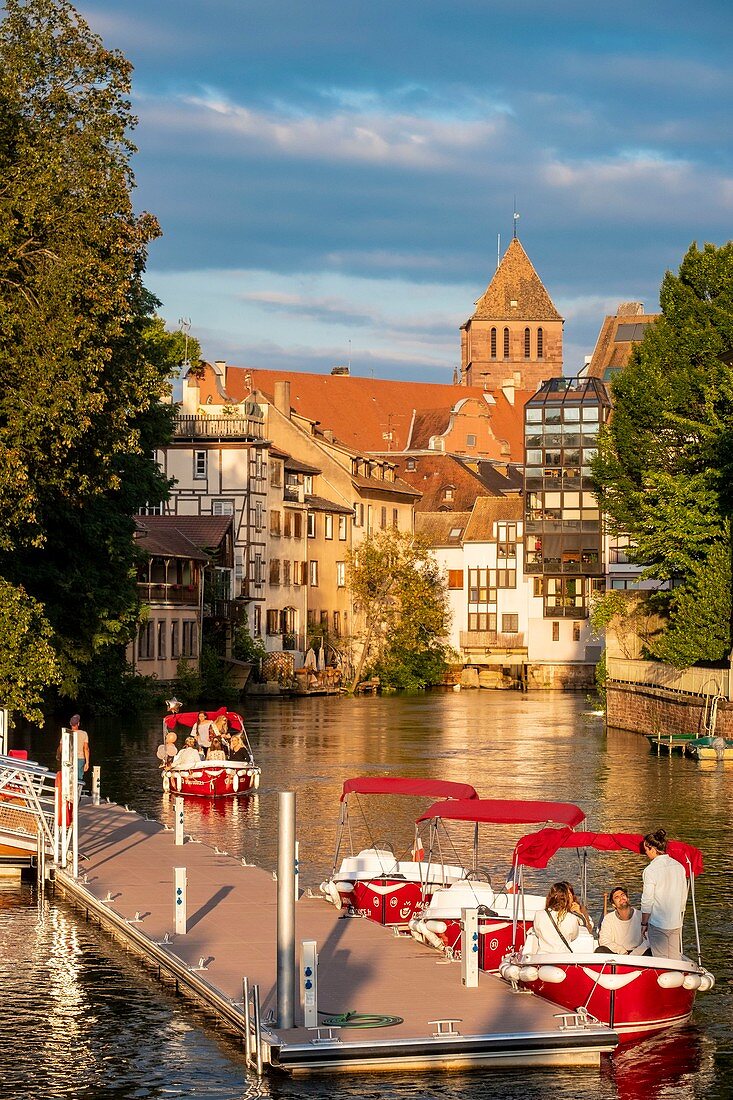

{"left": 174, "top": 867, "right": 187, "bottom": 934}
{"left": 301, "top": 939, "right": 318, "bottom": 1028}
{"left": 91, "top": 766, "right": 101, "bottom": 806}
{"left": 276, "top": 790, "right": 296, "bottom": 1029}
{"left": 242, "top": 976, "right": 252, "bottom": 1064}
{"left": 174, "top": 796, "right": 185, "bottom": 846}
{"left": 461, "top": 907, "right": 479, "bottom": 988}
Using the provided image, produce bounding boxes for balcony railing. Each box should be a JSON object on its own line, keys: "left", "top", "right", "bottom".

{"left": 459, "top": 631, "right": 526, "bottom": 650}
{"left": 137, "top": 583, "right": 199, "bottom": 605}
{"left": 174, "top": 414, "right": 264, "bottom": 440}
{"left": 203, "top": 598, "right": 232, "bottom": 620}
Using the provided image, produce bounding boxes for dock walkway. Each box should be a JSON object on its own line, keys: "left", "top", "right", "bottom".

{"left": 55, "top": 799, "right": 617, "bottom": 1074}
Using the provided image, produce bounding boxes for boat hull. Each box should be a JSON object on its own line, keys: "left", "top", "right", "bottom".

{"left": 430, "top": 916, "right": 530, "bottom": 970}
{"left": 504, "top": 954, "right": 710, "bottom": 1043}
{"left": 350, "top": 878, "right": 427, "bottom": 925}
{"left": 164, "top": 764, "right": 261, "bottom": 798}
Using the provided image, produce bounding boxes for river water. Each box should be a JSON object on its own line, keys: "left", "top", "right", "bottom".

{"left": 3, "top": 693, "right": 733, "bottom": 1100}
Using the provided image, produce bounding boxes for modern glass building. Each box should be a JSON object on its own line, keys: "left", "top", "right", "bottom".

{"left": 523, "top": 377, "right": 611, "bottom": 619}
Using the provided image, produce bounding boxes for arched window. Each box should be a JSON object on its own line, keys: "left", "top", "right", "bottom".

{"left": 503, "top": 327, "right": 510, "bottom": 359}
{"left": 537, "top": 327, "right": 544, "bottom": 359}
{"left": 524, "top": 327, "right": 531, "bottom": 358}
{"left": 490, "top": 327, "right": 497, "bottom": 359}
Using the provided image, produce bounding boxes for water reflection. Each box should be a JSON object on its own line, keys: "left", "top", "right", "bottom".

{"left": 5, "top": 693, "right": 733, "bottom": 1098}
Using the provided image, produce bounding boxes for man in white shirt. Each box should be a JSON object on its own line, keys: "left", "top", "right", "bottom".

{"left": 172, "top": 736, "right": 202, "bottom": 769}
{"left": 597, "top": 887, "right": 646, "bottom": 955}
{"left": 640, "top": 830, "right": 688, "bottom": 959}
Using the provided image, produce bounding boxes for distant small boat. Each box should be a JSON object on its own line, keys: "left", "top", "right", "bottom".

{"left": 686, "top": 736, "right": 733, "bottom": 761}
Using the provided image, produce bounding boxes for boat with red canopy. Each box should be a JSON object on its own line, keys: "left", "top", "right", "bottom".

{"left": 409, "top": 798, "right": 586, "bottom": 969}
{"left": 161, "top": 709, "right": 260, "bottom": 798}
{"left": 319, "top": 776, "right": 478, "bottom": 926}
{"left": 498, "top": 826, "right": 714, "bottom": 1043}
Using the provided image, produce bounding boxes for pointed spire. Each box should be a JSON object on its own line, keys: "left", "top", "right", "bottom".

{"left": 472, "top": 238, "right": 562, "bottom": 322}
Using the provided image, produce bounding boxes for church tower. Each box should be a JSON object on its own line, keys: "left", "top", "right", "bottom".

{"left": 460, "top": 238, "right": 563, "bottom": 389}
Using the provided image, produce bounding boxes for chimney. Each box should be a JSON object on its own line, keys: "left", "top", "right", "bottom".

{"left": 323, "top": 429, "right": 335, "bottom": 443}
{"left": 213, "top": 360, "right": 227, "bottom": 390}
{"left": 182, "top": 372, "right": 199, "bottom": 414}
{"left": 274, "top": 380, "right": 291, "bottom": 419}
{"left": 501, "top": 379, "right": 515, "bottom": 405}
{"left": 330, "top": 365, "right": 350, "bottom": 376}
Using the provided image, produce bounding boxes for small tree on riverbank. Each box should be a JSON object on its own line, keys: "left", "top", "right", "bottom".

{"left": 347, "top": 529, "right": 453, "bottom": 691}
{"left": 593, "top": 241, "right": 733, "bottom": 668}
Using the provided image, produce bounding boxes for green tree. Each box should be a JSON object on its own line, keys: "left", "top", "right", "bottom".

{"left": 347, "top": 528, "right": 453, "bottom": 691}
{"left": 593, "top": 241, "right": 733, "bottom": 668}
{"left": 0, "top": 578, "right": 60, "bottom": 722}
{"left": 0, "top": 1, "right": 179, "bottom": 710}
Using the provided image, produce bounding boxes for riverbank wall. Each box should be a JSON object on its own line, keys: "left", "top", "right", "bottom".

{"left": 606, "top": 657, "right": 732, "bottom": 736}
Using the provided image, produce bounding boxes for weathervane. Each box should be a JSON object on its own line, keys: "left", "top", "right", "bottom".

{"left": 513, "top": 197, "right": 520, "bottom": 240}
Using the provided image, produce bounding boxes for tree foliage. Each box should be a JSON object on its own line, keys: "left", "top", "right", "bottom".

{"left": 593, "top": 241, "right": 733, "bottom": 668}
{"left": 0, "top": 578, "right": 60, "bottom": 723}
{"left": 0, "top": 1, "right": 180, "bottom": 712}
{"left": 347, "top": 528, "right": 453, "bottom": 691}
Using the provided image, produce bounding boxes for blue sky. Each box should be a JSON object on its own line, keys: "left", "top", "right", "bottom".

{"left": 81, "top": 1, "right": 733, "bottom": 380}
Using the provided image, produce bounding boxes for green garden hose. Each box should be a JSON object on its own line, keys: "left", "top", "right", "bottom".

{"left": 320, "top": 1010, "right": 404, "bottom": 1029}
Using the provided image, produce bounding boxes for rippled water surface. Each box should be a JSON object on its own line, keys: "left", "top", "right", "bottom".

{"left": 4, "top": 692, "right": 733, "bottom": 1099}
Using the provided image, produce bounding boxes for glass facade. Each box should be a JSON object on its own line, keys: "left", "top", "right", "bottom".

{"left": 523, "top": 377, "right": 611, "bottom": 618}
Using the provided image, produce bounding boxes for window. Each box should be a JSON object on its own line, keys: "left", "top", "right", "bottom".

{"left": 524, "top": 328, "right": 531, "bottom": 358}
{"left": 266, "top": 609, "right": 280, "bottom": 635}
{"left": 533, "top": 578, "right": 544, "bottom": 597}
{"left": 502, "top": 614, "right": 519, "bottom": 633}
{"left": 338, "top": 514, "right": 348, "bottom": 540}
{"left": 333, "top": 611, "right": 341, "bottom": 637}
{"left": 503, "top": 327, "right": 510, "bottom": 359}
{"left": 309, "top": 560, "right": 319, "bottom": 586}
{"left": 573, "top": 621, "right": 581, "bottom": 641}
{"left": 304, "top": 475, "right": 313, "bottom": 494}
{"left": 182, "top": 620, "right": 197, "bottom": 657}
{"left": 270, "top": 462, "right": 282, "bottom": 488}
{"left": 252, "top": 605, "right": 262, "bottom": 636}
{"left": 269, "top": 559, "right": 281, "bottom": 585}
{"left": 139, "top": 501, "right": 164, "bottom": 516}
{"left": 497, "top": 523, "right": 517, "bottom": 559}
{"left": 336, "top": 561, "right": 346, "bottom": 588}
{"left": 448, "top": 570, "right": 463, "bottom": 590}
{"left": 254, "top": 553, "right": 264, "bottom": 584}
{"left": 406, "top": 458, "right": 416, "bottom": 471}
{"left": 283, "top": 511, "right": 292, "bottom": 537}
{"left": 255, "top": 501, "right": 264, "bottom": 531}
{"left": 490, "top": 327, "right": 497, "bottom": 358}
{"left": 380, "top": 506, "right": 387, "bottom": 529}
{"left": 392, "top": 509, "right": 399, "bottom": 529}
{"left": 443, "top": 486, "right": 454, "bottom": 502}
{"left": 552, "top": 621, "right": 560, "bottom": 642}
{"left": 307, "top": 609, "right": 316, "bottom": 628}
{"left": 170, "top": 620, "right": 180, "bottom": 658}
{"left": 194, "top": 450, "right": 207, "bottom": 479}
{"left": 324, "top": 514, "right": 333, "bottom": 539}
{"left": 293, "top": 512, "right": 303, "bottom": 539}
{"left": 497, "top": 569, "right": 516, "bottom": 588}
{"left": 367, "top": 505, "right": 373, "bottom": 533}
{"left": 213, "top": 499, "right": 234, "bottom": 516}
{"left": 307, "top": 513, "right": 316, "bottom": 538}
{"left": 468, "top": 612, "right": 497, "bottom": 631}
{"left": 353, "top": 502, "right": 360, "bottom": 526}
{"left": 300, "top": 561, "right": 308, "bottom": 585}
{"left": 320, "top": 610, "right": 329, "bottom": 629}
{"left": 282, "top": 560, "right": 291, "bottom": 586}
{"left": 138, "top": 622, "right": 154, "bottom": 660}
{"left": 157, "top": 620, "right": 166, "bottom": 660}
{"left": 468, "top": 568, "right": 497, "bottom": 603}
{"left": 466, "top": 434, "right": 477, "bottom": 448}
{"left": 537, "top": 327, "right": 544, "bottom": 359}
{"left": 270, "top": 510, "right": 281, "bottom": 536}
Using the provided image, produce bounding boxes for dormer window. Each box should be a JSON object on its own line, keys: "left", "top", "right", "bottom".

{"left": 406, "top": 458, "right": 416, "bottom": 471}
{"left": 443, "top": 486, "right": 455, "bottom": 502}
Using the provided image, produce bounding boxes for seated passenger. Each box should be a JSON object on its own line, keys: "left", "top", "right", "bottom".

{"left": 533, "top": 881, "right": 593, "bottom": 953}
{"left": 206, "top": 737, "right": 227, "bottom": 761}
{"left": 596, "top": 886, "right": 646, "bottom": 955}
{"left": 172, "top": 735, "right": 202, "bottom": 769}
{"left": 229, "top": 734, "right": 249, "bottom": 762}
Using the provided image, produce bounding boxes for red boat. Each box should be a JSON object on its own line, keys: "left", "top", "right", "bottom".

{"left": 409, "top": 798, "right": 586, "bottom": 970}
{"left": 498, "top": 827, "right": 714, "bottom": 1043}
{"left": 319, "top": 777, "right": 478, "bottom": 926}
{"left": 162, "top": 709, "right": 261, "bottom": 798}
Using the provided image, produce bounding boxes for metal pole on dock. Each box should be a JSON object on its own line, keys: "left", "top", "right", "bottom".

{"left": 174, "top": 867, "right": 187, "bottom": 934}
{"left": 276, "top": 790, "right": 296, "bottom": 1029}
{"left": 174, "top": 797, "right": 185, "bottom": 846}
{"left": 60, "top": 727, "right": 71, "bottom": 869}
{"left": 71, "top": 730, "right": 80, "bottom": 878}
{"left": 242, "top": 976, "right": 252, "bottom": 1064}
{"left": 91, "top": 766, "right": 101, "bottom": 805}
{"left": 0, "top": 708, "right": 7, "bottom": 755}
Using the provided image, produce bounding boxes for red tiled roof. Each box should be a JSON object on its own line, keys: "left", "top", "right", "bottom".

{"left": 135, "top": 515, "right": 233, "bottom": 558}
{"left": 471, "top": 239, "right": 562, "bottom": 322}
{"left": 463, "top": 496, "right": 523, "bottom": 541}
{"left": 416, "top": 512, "right": 471, "bottom": 547}
{"left": 391, "top": 454, "right": 499, "bottom": 512}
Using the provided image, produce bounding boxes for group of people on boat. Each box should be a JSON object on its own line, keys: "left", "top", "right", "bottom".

{"left": 531, "top": 828, "right": 688, "bottom": 960}
{"left": 157, "top": 710, "right": 251, "bottom": 769}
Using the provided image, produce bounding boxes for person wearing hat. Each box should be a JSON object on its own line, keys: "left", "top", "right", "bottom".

{"left": 171, "top": 735, "right": 203, "bottom": 769}
{"left": 68, "top": 715, "right": 90, "bottom": 784}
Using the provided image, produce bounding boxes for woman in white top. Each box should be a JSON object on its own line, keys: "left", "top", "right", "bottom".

{"left": 533, "top": 881, "right": 593, "bottom": 953}
{"left": 640, "top": 829, "right": 688, "bottom": 959}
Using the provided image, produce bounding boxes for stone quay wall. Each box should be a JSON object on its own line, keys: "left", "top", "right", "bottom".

{"left": 607, "top": 681, "right": 733, "bottom": 737}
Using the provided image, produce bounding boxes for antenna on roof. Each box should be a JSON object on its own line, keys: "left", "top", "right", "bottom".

{"left": 348, "top": 337, "right": 352, "bottom": 372}
{"left": 497, "top": 233, "right": 500, "bottom": 270}
{"left": 513, "top": 197, "right": 520, "bottom": 240}
{"left": 178, "top": 317, "right": 192, "bottom": 368}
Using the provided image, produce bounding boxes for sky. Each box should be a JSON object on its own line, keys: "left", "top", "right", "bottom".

{"left": 79, "top": 0, "right": 733, "bottom": 382}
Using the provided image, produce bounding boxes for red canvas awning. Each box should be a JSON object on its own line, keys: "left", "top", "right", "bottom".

{"left": 512, "top": 826, "right": 704, "bottom": 876}
{"left": 164, "top": 709, "right": 244, "bottom": 733}
{"left": 340, "top": 777, "right": 478, "bottom": 802}
{"left": 416, "top": 798, "right": 585, "bottom": 827}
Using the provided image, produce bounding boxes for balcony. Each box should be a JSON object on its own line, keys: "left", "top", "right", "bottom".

{"left": 459, "top": 631, "right": 526, "bottom": 650}
{"left": 174, "top": 414, "right": 264, "bottom": 441}
{"left": 137, "top": 583, "right": 199, "bottom": 606}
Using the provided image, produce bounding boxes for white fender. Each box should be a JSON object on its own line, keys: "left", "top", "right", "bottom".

{"left": 336, "top": 881, "right": 355, "bottom": 895}
{"left": 410, "top": 920, "right": 427, "bottom": 944}
{"left": 657, "top": 971, "right": 685, "bottom": 989}
{"left": 519, "top": 965, "right": 539, "bottom": 983}
{"left": 698, "top": 972, "right": 715, "bottom": 992}
{"left": 537, "top": 965, "right": 567, "bottom": 984}
{"left": 503, "top": 963, "right": 522, "bottom": 983}
{"left": 424, "top": 919, "right": 448, "bottom": 934}
{"left": 253, "top": 770, "right": 260, "bottom": 789}
{"left": 162, "top": 774, "right": 170, "bottom": 793}
{"left": 232, "top": 772, "right": 239, "bottom": 793}
{"left": 419, "top": 922, "right": 445, "bottom": 950}
{"left": 326, "top": 880, "right": 343, "bottom": 910}
{"left": 682, "top": 973, "right": 701, "bottom": 990}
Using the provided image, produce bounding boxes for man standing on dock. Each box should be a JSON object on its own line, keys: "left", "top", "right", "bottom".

{"left": 70, "top": 715, "right": 90, "bottom": 787}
